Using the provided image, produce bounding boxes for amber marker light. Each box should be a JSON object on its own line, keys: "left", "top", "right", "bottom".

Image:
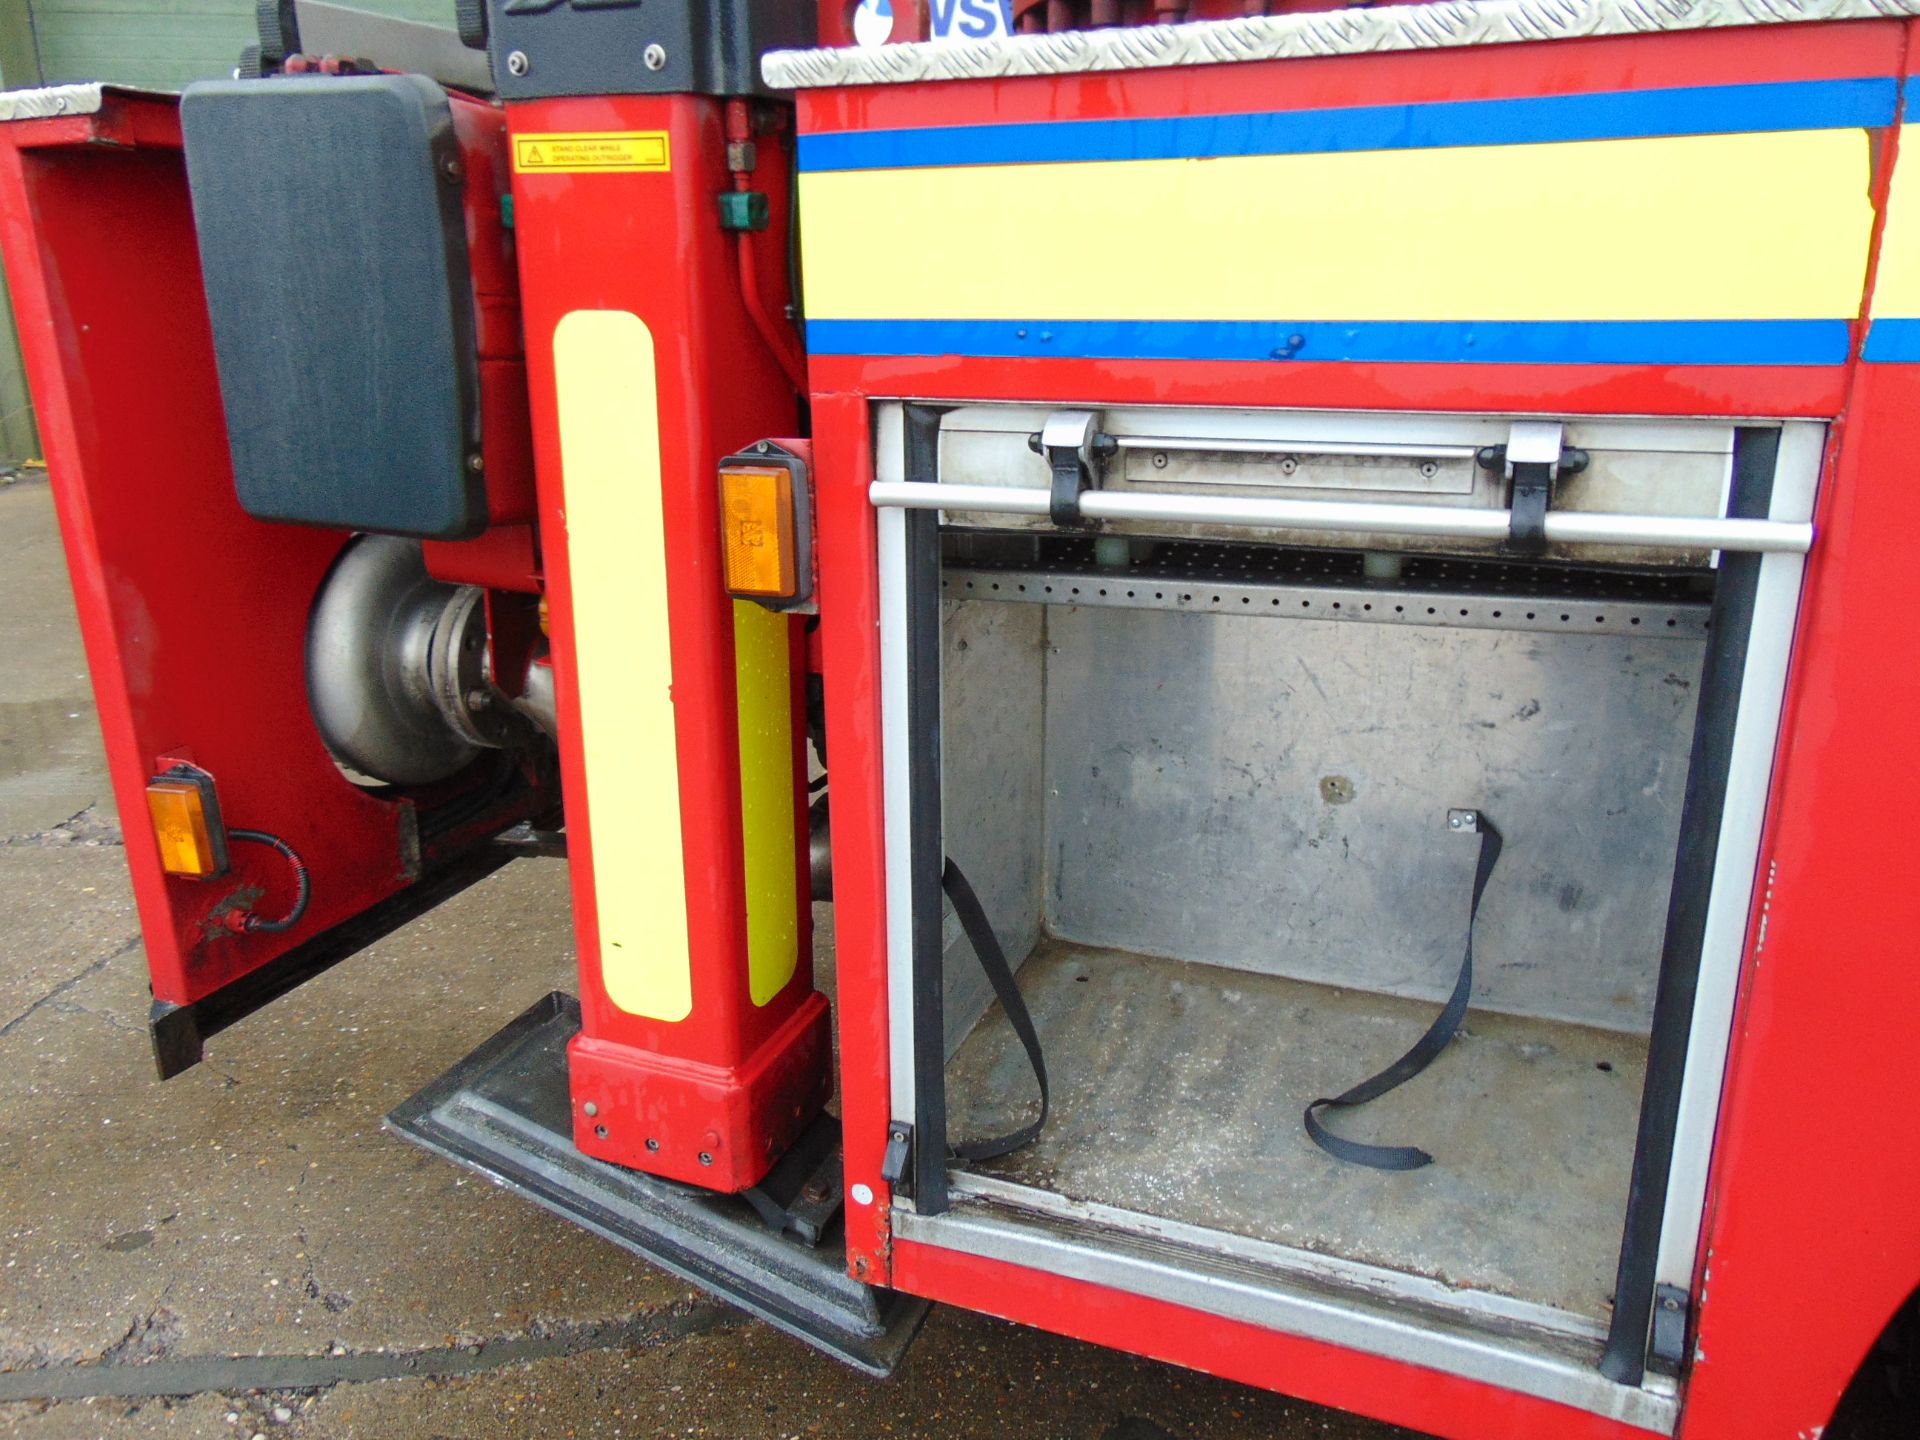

{"left": 719, "top": 462, "right": 799, "bottom": 599}
{"left": 145, "top": 766, "right": 229, "bottom": 878}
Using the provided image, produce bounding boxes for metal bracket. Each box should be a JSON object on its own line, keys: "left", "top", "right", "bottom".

{"left": 1028, "top": 410, "right": 1115, "bottom": 528}
{"left": 1447, "top": 807, "right": 1480, "bottom": 835}
{"left": 1475, "top": 421, "right": 1590, "bottom": 557}
{"left": 880, "top": 1123, "right": 914, "bottom": 1194}
{"left": 740, "top": 1114, "right": 846, "bottom": 1248}
{"left": 1648, "top": 1282, "right": 1692, "bottom": 1375}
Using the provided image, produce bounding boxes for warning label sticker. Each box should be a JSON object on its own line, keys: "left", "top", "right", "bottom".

{"left": 512, "top": 132, "right": 671, "bottom": 175}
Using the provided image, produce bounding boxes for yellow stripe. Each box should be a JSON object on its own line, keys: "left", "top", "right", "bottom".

{"left": 553, "top": 309, "right": 692, "bottom": 1023}
{"left": 799, "top": 129, "right": 1873, "bottom": 324}
{"left": 1873, "top": 125, "right": 1920, "bottom": 319}
{"left": 733, "top": 603, "right": 800, "bottom": 1006}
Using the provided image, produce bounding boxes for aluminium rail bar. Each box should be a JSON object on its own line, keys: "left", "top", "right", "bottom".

{"left": 866, "top": 481, "right": 1814, "bottom": 554}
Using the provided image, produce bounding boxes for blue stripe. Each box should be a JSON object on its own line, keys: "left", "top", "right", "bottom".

{"left": 804, "top": 318, "right": 1854, "bottom": 366}
{"left": 1864, "top": 318, "right": 1920, "bottom": 362}
{"left": 798, "top": 77, "right": 1898, "bottom": 172}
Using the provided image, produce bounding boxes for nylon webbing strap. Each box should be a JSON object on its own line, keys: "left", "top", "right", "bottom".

{"left": 942, "top": 857, "right": 1050, "bottom": 1162}
{"left": 1304, "top": 815, "right": 1505, "bottom": 1172}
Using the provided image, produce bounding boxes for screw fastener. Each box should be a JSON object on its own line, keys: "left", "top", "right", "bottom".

{"left": 506, "top": 49, "right": 530, "bottom": 77}
{"left": 643, "top": 43, "right": 667, "bottom": 70}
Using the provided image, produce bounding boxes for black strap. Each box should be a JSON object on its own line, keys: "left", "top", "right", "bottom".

{"left": 942, "top": 857, "right": 1050, "bottom": 1162}
{"left": 1304, "top": 817, "right": 1504, "bottom": 1172}
{"left": 1508, "top": 463, "right": 1553, "bottom": 555}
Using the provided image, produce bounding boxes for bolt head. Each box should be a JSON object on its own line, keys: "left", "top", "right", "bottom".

{"left": 643, "top": 43, "right": 667, "bottom": 71}
{"left": 465, "top": 688, "right": 492, "bottom": 713}
{"left": 506, "top": 49, "right": 530, "bottom": 77}
{"left": 583, "top": 1101, "right": 598, "bottom": 1117}
{"left": 697, "top": 1150, "right": 713, "bottom": 1166}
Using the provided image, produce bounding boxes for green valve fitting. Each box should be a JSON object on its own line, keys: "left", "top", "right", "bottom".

{"left": 718, "top": 191, "right": 770, "bottom": 232}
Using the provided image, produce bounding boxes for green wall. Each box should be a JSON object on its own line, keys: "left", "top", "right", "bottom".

{"left": 29, "top": 0, "right": 454, "bottom": 93}
{"left": 0, "top": 1, "right": 459, "bottom": 463}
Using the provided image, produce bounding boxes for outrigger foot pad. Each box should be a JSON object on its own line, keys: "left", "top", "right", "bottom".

{"left": 385, "top": 991, "right": 929, "bottom": 1376}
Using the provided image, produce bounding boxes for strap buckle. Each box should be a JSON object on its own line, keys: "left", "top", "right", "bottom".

{"left": 1028, "top": 410, "right": 1116, "bottom": 529}
{"left": 1476, "top": 422, "right": 1590, "bottom": 556}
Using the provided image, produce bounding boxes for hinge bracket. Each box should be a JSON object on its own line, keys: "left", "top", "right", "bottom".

{"left": 1648, "top": 1282, "right": 1691, "bottom": 1375}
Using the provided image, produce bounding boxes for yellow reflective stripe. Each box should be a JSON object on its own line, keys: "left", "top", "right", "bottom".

{"left": 733, "top": 601, "right": 799, "bottom": 1006}
{"left": 1873, "top": 125, "right": 1920, "bottom": 319}
{"left": 553, "top": 309, "right": 693, "bottom": 1023}
{"left": 799, "top": 129, "right": 1874, "bottom": 324}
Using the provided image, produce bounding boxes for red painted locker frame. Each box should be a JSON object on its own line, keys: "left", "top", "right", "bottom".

{"left": 504, "top": 92, "right": 828, "bottom": 1192}
{"left": 806, "top": 19, "right": 1919, "bottom": 1440}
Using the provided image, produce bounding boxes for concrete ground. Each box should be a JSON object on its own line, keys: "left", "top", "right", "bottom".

{"left": 18, "top": 464, "right": 1864, "bottom": 1439}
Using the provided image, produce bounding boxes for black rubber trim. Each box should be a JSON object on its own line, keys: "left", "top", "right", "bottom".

{"left": 387, "top": 992, "right": 930, "bottom": 1377}
{"left": 902, "top": 403, "right": 951, "bottom": 1215}
{"left": 1304, "top": 818, "right": 1503, "bottom": 1170}
{"left": 148, "top": 845, "right": 516, "bottom": 1080}
{"left": 1599, "top": 426, "right": 1780, "bottom": 1385}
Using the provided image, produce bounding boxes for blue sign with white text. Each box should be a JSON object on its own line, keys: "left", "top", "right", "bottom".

{"left": 930, "top": 0, "right": 1014, "bottom": 41}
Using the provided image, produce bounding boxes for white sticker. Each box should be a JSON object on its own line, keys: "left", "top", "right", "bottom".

{"left": 850, "top": 1182, "right": 875, "bottom": 1206}
{"left": 852, "top": 0, "right": 895, "bottom": 46}
{"left": 930, "top": 0, "right": 1013, "bottom": 42}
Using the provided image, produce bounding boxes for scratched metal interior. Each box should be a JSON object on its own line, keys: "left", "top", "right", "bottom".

{"left": 940, "top": 565, "right": 1707, "bottom": 1032}
{"left": 934, "top": 547, "right": 1708, "bottom": 1314}
{"left": 944, "top": 941, "right": 1651, "bottom": 1321}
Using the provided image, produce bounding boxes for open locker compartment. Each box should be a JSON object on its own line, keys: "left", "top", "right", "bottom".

{"left": 873, "top": 402, "right": 1820, "bottom": 1415}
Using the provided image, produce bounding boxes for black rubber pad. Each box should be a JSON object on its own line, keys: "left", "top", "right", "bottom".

{"left": 182, "top": 75, "right": 484, "bottom": 540}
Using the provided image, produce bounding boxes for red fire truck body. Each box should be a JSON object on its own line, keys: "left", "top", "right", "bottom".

{"left": 2, "top": 2, "right": 1917, "bottom": 1437}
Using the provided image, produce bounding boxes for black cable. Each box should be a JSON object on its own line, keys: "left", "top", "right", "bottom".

{"left": 227, "top": 828, "right": 311, "bottom": 934}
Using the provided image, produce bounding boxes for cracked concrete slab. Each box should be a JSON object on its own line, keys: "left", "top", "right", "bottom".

{"left": 0, "top": 855, "right": 690, "bottom": 1370}
{"left": 0, "top": 473, "right": 1434, "bottom": 1439}
{"left": 0, "top": 479, "right": 115, "bottom": 843}
{"left": 0, "top": 1307, "right": 1421, "bottom": 1440}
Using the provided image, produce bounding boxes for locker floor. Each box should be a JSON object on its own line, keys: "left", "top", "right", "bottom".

{"left": 943, "top": 939, "right": 1650, "bottom": 1323}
